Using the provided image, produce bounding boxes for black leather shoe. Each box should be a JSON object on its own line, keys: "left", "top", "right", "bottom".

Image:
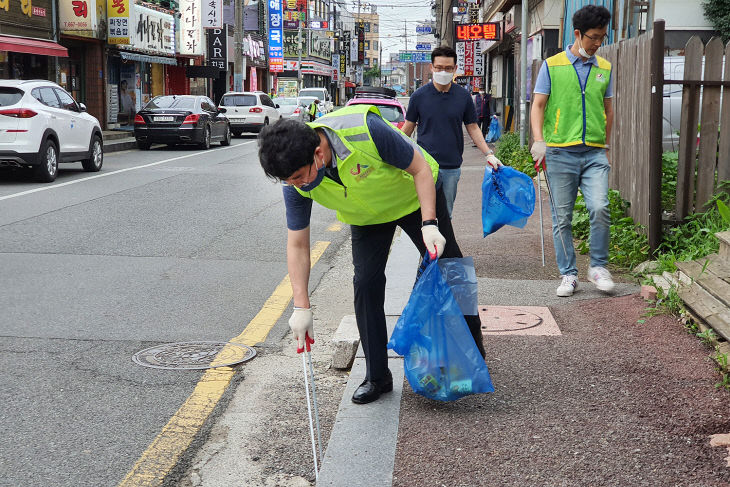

{"left": 351, "top": 370, "right": 393, "bottom": 404}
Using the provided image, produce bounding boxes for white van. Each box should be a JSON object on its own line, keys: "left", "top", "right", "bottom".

{"left": 298, "top": 87, "right": 332, "bottom": 113}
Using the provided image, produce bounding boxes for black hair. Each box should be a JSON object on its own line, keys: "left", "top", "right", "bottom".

{"left": 431, "top": 45, "right": 457, "bottom": 64}
{"left": 572, "top": 4, "right": 611, "bottom": 34}
{"left": 258, "top": 118, "right": 320, "bottom": 181}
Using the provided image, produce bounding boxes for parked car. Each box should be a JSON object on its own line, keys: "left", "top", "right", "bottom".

{"left": 346, "top": 86, "right": 407, "bottom": 130}
{"left": 218, "top": 91, "right": 281, "bottom": 135}
{"left": 298, "top": 87, "right": 333, "bottom": 113}
{"left": 0, "top": 79, "right": 103, "bottom": 182}
{"left": 134, "top": 95, "right": 231, "bottom": 150}
{"left": 277, "top": 96, "right": 308, "bottom": 122}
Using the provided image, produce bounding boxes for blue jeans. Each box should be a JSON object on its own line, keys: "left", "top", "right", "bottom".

{"left": 438, "top": 167, "right": 461, "bottom": 219}
{"left": 545, "top": 147, "right": 610, "bottom": 276}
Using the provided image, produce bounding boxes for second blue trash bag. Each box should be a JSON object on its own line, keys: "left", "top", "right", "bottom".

{"left": 387, "top": 256, "right": 494, "bottom": 402}
{"left": 482, "top": 165, "right": 536, "bottom": 237}
{"left": 485, "top": 116, "right": 502, "bottom": 143}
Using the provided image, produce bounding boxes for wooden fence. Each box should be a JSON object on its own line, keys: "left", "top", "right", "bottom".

{"left": 599, "top": 21, "right": 730, "bottom": 252}
{"left": 600, "top": 28, "right": 659, "bottom": 248}
{"left": 673, "top": 36, "right": 730, "bottom": 219}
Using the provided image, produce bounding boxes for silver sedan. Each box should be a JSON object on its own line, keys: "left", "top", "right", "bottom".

{"left": 276, "top": 97, "right": 308, "bottom": 122}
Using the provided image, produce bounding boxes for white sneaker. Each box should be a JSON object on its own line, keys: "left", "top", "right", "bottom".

{"left": 556, "top": 275, "right": 579, "bottom": 297}
{"left": 587, "top": 266, "right": 615, "bottom": 292}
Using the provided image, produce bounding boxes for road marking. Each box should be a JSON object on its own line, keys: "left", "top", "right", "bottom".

{"left": 118, "top": 240, "right": 330, "bottom": 487}
{"left": 326, "top": 221, "right": 343, "bottom": 232}
{"left": 0, "top": 141, "right": 255, "bottom": 203}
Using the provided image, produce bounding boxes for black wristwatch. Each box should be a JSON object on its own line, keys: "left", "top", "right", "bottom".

{"left": 422, "top": 219, "right": 438, "bottom": 227}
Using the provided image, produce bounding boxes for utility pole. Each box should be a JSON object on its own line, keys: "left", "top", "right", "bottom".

{"left": 298, "top": 23, "right": 303, "bottom": 91}
{"left": 404, "top": 20, "right": 411, "bottom": 93}
{"left": 234, "top": 0, "right": 244, "bottom": 91}
{"left": 519, "top": 0, "right": 527, "bottom": 146}
{"left": 439, "top": 0, "right": 454, "bottom": 47}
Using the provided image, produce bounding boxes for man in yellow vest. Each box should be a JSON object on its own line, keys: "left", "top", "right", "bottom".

{"left": 530, "top": 4, "right": 615, "bottom": 298}
{"left": 258, "top": 105, "right": 487, "bottom": 404}
{"left": 308, "top": 99, "right": 319, "bottom": 122}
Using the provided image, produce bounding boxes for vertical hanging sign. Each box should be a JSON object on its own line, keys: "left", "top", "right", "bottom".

{"left": 474, "top": 40, "right": 484, "bottom": 76}
{"left": 268, "top": 0, "right": 284, "bottom": 72}
{"left": 463, "top": 41, "right": 474, "bottom": 76}
{"left": 203, "top": 0, "right": 222, "bottom": 29}
{"left": 180, "top": 0, "right": 203, "bottom": 55}
{"left": 107, "top": 0, "right": 131, "bottom": 44}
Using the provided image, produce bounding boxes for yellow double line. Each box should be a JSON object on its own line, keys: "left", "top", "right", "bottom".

{"left": 119, "top": 241, "right": 330, "bottom": 487}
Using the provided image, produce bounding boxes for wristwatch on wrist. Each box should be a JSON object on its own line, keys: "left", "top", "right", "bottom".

{"left": 485, "top": 149, "right": 494, "bottom": 156}
{"left": 422, "top": 219, "right": 438, "bottom": 227}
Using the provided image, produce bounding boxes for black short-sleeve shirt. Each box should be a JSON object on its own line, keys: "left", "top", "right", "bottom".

{"left": 405, "top": 82, "right": 477, "bottom": 168}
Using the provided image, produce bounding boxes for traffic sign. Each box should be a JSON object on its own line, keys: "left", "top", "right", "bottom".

{"left": 398, "top": 50, "right": 430, "bottom": 63}
{"left": 415, "top": 43, "right": 431, "bottom": 51}
{"left": 415, "top": 25, "right": 432, "bottom": 34}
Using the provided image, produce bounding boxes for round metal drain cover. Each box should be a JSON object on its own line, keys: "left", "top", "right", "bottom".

{"left": 480, "top": 307, "right": 544, "bottom": 333}
{"left": 132, "top": 341, "right": 256, "bottom": 370}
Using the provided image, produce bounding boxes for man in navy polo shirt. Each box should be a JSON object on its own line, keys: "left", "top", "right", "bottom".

{"left": 402, "top": 45, "right": 502, "bottom": 218}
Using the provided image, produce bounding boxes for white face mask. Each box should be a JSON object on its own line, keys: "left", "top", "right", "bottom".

{"left": 432, "top": 70, "right": 453, "bottom": 86}
{"left": 578, "top": 36, "right": 590, "bottom": 58}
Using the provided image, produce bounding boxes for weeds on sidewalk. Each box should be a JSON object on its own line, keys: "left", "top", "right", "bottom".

{"left": 495, "top": 133, "right": 535, "bottom": 177}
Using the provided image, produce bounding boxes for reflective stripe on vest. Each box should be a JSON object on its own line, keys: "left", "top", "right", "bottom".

{"left": 543, "top": 51, "right": 611, "bottom": 148}
{"left": 296, "top": 104, "right": 440, "bottom": 226}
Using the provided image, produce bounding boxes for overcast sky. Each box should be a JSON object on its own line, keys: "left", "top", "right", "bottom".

{"left": 345, "top": 0, "right": 434, "bottom": 60}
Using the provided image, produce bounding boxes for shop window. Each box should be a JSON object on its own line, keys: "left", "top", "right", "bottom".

{"left": 364, "top": 22, "right": 370, "bottom": 32}
{"left": 373, "top": 23, "right": 378, "bottom": 33}
{"left": 373, "top": 41, "right": 378, "bottom": 50}
{"left": 364, "top": 58, "right": 369, "bottom": 66}
{"left": 364, "top": 40, "right": 370, "bottom": 50}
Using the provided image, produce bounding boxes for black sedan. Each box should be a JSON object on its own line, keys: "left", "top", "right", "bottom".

{"left": 133, "top": 95, "right": 231, "bottom": 150}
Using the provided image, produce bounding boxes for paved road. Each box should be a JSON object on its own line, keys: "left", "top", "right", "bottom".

{"left": 0, "top": 137, "right": 348, "bottom": 486}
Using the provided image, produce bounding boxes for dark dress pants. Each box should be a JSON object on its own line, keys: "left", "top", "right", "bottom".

{"left": 350, "top": 187, "right": 486, "bottom": 382}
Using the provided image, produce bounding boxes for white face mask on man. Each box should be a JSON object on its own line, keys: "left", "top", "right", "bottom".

{"left": 432, "top": 70, "right": 453, "bottom": 86}
{"left": 578, "top": 36, "right": 590, "bottom": 58}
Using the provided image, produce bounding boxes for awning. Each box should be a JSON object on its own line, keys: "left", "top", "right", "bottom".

{"left": 345, "top": 81, "right": 356, "bottom": 88}
{"left": 119, "top": 50, "right": 177, "bottom": 65}
{"left": 0, "top": 35, "right": 68, "bottom": 57}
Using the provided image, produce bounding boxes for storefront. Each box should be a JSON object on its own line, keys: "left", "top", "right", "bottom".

{"left": 59, "top": 0, "right": 106, "bottom": 126}
{"left": 0, "top": 0, "right": 67, "bottom": 81}
{"left": 280, "top": 60, "right": 332, "bottom": 92}
{"left": 243, "top": 33, "right": 268, "bottom": 93}
{"left": 106, "top": 2, "right": 176, "bottom": 127}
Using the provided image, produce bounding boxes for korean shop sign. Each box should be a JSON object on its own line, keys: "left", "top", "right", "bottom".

{"left": 207, "top": 28, "right": 227, "bottom": 69}
{"left": 0, "top": 0, "right": 53, "bottom": 39}
{"left": 202, "top": 0, "right": 222, "bottom": 29}
{"left": 107, "top": 0, "right": 131, "bottom": 44}
{"left": 60, "top": 0, "right": 98, "bottom": 32}
{"left": 309, "top": 31, "right": 331, "bottom": 62}
{"left": 268, "top": 0, "right": 284, "bottom": 72}
{"left": 180, "top": 0, "right": 203, "bottom": 55}
{"left": 132, "top": 4, "right": 174, "bottom": 55}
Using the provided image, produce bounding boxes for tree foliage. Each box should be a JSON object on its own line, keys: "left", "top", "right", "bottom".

{"left": 704, "top": 0, "right": 730, "bottom": 43}
{"left": 364, "top": 66, "right": 381, "bottom": 81}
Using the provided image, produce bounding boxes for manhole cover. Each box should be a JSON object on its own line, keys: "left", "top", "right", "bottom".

{"left": 479, "top": 306, "right": 562, "bottom": 336}
{"left": 132, "top": 341, "right": 256, "bottom": 370}
{"left": 480, "top": 306, "right": 544, "bottom": 332}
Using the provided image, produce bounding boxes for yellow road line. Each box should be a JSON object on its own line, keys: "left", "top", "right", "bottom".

{"left": 326, "top": 221, "right": 343, "bottom": 232}
{"left": 118, "top": 241, "right": 330, "bottom": 487}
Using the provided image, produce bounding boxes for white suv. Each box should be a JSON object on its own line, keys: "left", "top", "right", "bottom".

{"left": 0, "top": 79, "right": 103, "bottom": 182}
{"left": 217, "top": 91, "right": 281, "bottom": 135}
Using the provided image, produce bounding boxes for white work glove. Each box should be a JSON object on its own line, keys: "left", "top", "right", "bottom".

{"left": 531, "top": 141, "right": 547, "bottom": 170}
{"left": 289, "top": 307, "right": 314, "bottom": 353}
{"left": 421, "top": 224, "right": 446, "bottom": 259}
{"left": 486, "top": 154, "right": 503, "bottom": 170}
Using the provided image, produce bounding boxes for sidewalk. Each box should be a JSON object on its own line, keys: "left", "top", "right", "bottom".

{"left": 318, "top": 142, "right": 730, "bottom": 486}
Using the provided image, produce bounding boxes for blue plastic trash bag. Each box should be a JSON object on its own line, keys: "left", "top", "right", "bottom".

{"left": 482, "top": 166, "right": 536, "bottom": 237}
{"left": 388, "top": 256, "right": 494, "bottom": 402}
{"left": 485, "top": 116, "right": 502, "bottom": 143}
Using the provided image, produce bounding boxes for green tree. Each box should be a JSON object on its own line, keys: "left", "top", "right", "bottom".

{"left": 364, "top": 66, "right": 381, "bottom": 84}
{"left": 704, "top": 0, "right": 730, "bottom": 43}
